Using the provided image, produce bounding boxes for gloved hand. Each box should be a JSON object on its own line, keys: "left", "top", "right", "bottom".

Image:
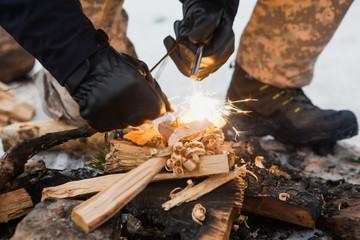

{"left": 164, "top": 0, "right": 239, "bottom": 80}
{"left": 64, "top": 40, "right": 172, "bottom": 132}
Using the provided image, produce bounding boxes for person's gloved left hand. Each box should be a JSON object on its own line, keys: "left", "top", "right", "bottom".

{"left": 164, "top": 0, "right": 239, "bottom": 80}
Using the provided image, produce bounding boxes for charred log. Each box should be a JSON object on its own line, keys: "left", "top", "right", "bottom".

{"left": 0, "top": 127, "right": 96, "bottom": 193}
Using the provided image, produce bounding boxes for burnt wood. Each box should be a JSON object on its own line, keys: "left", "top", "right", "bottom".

{"left": 0, "top": 127, "right": 96, "bottom": 193}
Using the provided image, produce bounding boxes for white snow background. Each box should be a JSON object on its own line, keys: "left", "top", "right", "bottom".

{"left": 124, "top": 0, "right": 360, "bottom": 147}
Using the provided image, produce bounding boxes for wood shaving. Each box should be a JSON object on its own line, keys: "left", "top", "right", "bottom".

{"left": 165, "top": 126, "right": 230, "bottom": 175}
{"left": 124, "top": 123, "right": 162, "bottom": 146}
{"left": 168, "top": 120, "right": 213, "bottom": 146}
{"left": 169, "top": 180, "right": 194, "bottom": 199}
{"left": 192, "top": 203, "right": 206, "bottom": 225}
{"left": 269, "top": 165, "right": 291, "bottom": 180}
{"left": 279, "top": 192, "right": 290, "bottom": 201}
{"left": 166, "top": 140, "right": 206, "bottom": 174}
{"left": 183, "top": 159, "right": 197, "bottom": 171}
{"left": 235, "top": 215, "right": 250, "bottom": 229}
{"left": 169, "top": 187, "right": 183, "bottom": 199}
{"left": 254, "top": 156, "right": 265, "bottom": 168}
{"left": 201, "top": 127, "right": 225, "bottom": 154}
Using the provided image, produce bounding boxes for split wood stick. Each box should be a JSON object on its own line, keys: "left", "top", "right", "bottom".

{"left": 71, "top": 157, "right": 166, "bottom": 233}
{"left": 42, "top": 154, "right": 229, "bottom": 201}
{"left": 162, "top": 166, "right": 246, "bottom": 211}
{"left": 0, "top": 188, "right": 33, "bottom": 223}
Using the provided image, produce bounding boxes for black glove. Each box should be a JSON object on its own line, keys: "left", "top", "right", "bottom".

{"left": 65, "top": 37, "right": 172, "bottom": 132}
{"left": 164, "top": 0, "right": 239, "bottom": 80}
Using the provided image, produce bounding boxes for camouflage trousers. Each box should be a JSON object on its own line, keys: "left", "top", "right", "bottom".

{"left": 238, "top": 0, "right": 353, "bottom": 88}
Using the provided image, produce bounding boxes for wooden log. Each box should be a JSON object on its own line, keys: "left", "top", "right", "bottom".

{"left": 312, "top": 179, "right": 360, "bottom": 240}
{"left": 324, "top": 199, "right": 360, "bottom": 240}
{"left": 10, "top": 168, "right": 238, "bottom": 239}
{"left": 230, "top": 137, "right": 323, "bottom": 229}
{"left": 242, "top": 168, "right": 322, "bottom": 229}
{"left": 11, "top": 199, "right": 115, "bottom": 240}
{"left": 0, "top": 188, "right": 33, "bottom": 223}
{"left": 42, "top": 154, "right": 230, "bottom": 201}
{"left": 0, "top": 120, "right": 104, "bottom": 152}
{"left": 124, "top": 180, "right": 240, "bottom": 240}
{"left": 0, "top": 91, "right": 35, "bottom": 122}
{"left": 41, "top": 164, "right": 321, "bottom": 230}
{"left": 71, "top": 157, "right": 166, "bottom": 233}
{"left": 12, "top": 183, "right": 239, "bottom": 240}
{"left": 0, "top": 127, "right": 96, "bottom": 193}
{"left": 42, "top": 168, "right": 322, "bottom": 230}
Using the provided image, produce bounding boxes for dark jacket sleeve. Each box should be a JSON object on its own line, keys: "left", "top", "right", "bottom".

{"left": 0, "top": 0, "right": 100, "bottom": 85}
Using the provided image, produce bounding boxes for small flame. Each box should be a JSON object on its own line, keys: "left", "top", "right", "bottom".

{"left": 179, "top": 93, "right": 225, "bottom": 126}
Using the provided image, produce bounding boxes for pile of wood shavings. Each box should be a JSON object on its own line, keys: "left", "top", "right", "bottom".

{"left": 115, "top": 119, "right": 251, "bottom": 226}
{"left": 165, "top": 126, "right": 227, "bottom": 175}
{"left": 123, "top": 119, "right": 236, "bottom": 176}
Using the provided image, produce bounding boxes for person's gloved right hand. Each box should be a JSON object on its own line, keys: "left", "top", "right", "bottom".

{"left": 64, "top": 43, "right": 172, "bottom": 132}
{"left": 164, "top": 0, "right": 239, "bottom": 80}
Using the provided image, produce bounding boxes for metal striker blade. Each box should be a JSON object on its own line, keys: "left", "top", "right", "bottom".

{"left": 190, "top": 45, "right": 204, "bottom": 80}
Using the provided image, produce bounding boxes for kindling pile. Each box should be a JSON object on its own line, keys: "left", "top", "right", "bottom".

{"left": 42, "top": 119, "right": 252, "bottom": 232}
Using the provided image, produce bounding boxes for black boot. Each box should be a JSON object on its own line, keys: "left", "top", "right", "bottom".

{"left": 226, "top": 65, "right": 358, "bottom": 145}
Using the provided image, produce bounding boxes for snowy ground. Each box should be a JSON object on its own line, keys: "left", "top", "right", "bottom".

{"left": 123, "top": 0, "right": 360, "bottom": 147}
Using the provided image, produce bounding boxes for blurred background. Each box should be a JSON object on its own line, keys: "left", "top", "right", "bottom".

{"left": 124, "top": 0, "right": 360, "bottom": 146}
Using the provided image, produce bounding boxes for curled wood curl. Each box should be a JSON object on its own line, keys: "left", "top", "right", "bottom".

{"left": 192, "top": 203, "right": 206, "bottom": 225}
